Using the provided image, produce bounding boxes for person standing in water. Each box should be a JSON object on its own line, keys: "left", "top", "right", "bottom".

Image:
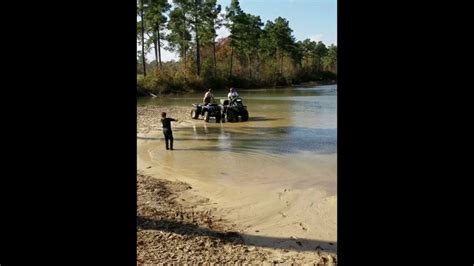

{"left": 160, "top": 112, "right": 177, "bottom": 150}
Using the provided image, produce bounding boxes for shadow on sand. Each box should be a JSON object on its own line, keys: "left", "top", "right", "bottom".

{"left": 138, "top": 216, "right": 336, "bottom": 254}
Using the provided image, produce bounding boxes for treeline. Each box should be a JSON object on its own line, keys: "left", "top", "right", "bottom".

{"left": 137, "top": 0, "right": 337, "bottom": 95}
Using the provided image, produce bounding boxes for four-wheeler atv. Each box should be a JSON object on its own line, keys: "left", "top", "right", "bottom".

{"left": 190, "top": 103, "right": 222, "bottom": 123}
{"left": 221, "top": 97, "right": 249, "bottom": 122}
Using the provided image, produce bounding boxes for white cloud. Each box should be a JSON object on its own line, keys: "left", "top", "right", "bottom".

{"left": 216, "top": 26, "right": 230, "bottom": 40}
{"left": 142, "top": 26, "right": 229, "bottom": 63}
{"left": 137, "top": 41, "right": 179, "bottom": 63}
{"left": 310, "top": 34, "right": 323, "bottom": 42}
{"left": 156, "top": 45, "right": 179, "bottom": 62}
{"left": 137, "top": 28, "right": 179, "bottom": 62}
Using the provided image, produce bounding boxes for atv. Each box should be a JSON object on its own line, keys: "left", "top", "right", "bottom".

{"left": 221, "top": 97, "right": 249, "bottom": 122}
{"left": 190, "top": 102, "right": 222, "bottom": 123}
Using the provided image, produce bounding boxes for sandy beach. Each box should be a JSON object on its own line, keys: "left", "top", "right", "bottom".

{"left": 137, "top": 105, "right": 337, "bottom": 264}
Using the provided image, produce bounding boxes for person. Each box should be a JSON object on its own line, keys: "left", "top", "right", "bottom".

{"left": 160, "top": 112, "right": 177, "bottom": 150}
{"left": 227, "top": 87, "right": 239, "bottom": 101}
{"left": 203, "top": 88, "right": 214, "bottom": 105}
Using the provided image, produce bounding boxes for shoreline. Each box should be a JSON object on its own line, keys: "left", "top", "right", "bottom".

{"left": 137, "top": 172, "right": 336, "bottom": 264}
{"left": 137, "top": 80, "right": 337, "bottom": 97}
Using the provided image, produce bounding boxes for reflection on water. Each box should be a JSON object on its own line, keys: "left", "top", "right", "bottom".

{"left": 173, "top": 125, "right": 336, "bottom": 155}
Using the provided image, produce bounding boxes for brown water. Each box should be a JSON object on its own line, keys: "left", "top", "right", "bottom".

{"left": 137, "top": 84, "right": 336, "bottom": 195}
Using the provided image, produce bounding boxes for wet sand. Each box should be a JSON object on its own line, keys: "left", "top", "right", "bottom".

{"left": 137, "top": 105, "right": 337, "bottom": 263}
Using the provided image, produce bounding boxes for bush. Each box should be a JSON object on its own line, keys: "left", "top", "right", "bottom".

{"left": 137, "top": 62, "right": 337, "bottom": 96}
{"left": 137, "top": 76, "right": 148, "bottom": 96}
{"left": 137, "top": 72, "right": 189, "bottom": 95}
{"left": 274, "top": 73, "right": 288, "bottom": 86}
{"left": 320, "top": 71, "right": 337, "bottom": 81}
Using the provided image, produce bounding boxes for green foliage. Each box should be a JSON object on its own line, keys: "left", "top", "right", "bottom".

{"left": 167, "top": 7, "right": 192, "bottom": 58}
{"left": 137, "top": 0, "right": 337, "bottom": 95}
{"left": 323, "top": 44, "right": 337, "bottom": 73}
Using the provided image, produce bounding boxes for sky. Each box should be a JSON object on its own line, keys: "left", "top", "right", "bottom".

{"left": 139, "top": 0, "right": 337, "bottom": 62}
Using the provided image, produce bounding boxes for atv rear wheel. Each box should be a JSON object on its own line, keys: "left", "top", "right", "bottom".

{"left": 241, "top": 110, "right": 249, "bottom": 121}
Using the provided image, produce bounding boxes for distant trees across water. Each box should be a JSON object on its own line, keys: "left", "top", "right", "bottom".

{"left": 137, "top": 0, "right": 337, "bottom": 95}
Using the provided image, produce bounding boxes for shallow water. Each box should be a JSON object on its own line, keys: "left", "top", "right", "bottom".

{"left": 138, "top": 84, "right": 337, "bottom": 195}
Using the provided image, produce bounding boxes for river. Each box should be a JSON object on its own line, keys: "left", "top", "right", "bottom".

{"left": 137, "top": 84, "right": 337, "bottom": 250}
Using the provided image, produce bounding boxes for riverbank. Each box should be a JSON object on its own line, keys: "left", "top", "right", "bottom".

{"left": 137, "top": 105, "right": 337, "bottom": 264}
{"left": 137, "top": 172, "right": 336, "bottom": 264}
{"left": 137, "top": 76, "right": 337, "bottom": 97}
{"left": 292, "top": 80, "right": 337, "bottom": 87}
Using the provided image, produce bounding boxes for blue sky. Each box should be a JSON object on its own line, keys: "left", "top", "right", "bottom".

{"left": 141, "top": 0, "right": 337, "bottom": 62}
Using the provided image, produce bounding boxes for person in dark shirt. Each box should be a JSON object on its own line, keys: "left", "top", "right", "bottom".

{"left": 160, "top": 112, "right": 177, "bottom": 150}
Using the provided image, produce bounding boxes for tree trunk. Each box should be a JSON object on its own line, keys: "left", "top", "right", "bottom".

{"left": 193, "top": 0, "right": 201, "bottom": 77}
{"left": 212, "top": 38, "right": 217, "bottom": 77}
{"left": 276, "top": 48, "right": 281, "bottom": 74}
{"left": 183, "top": 36, "right": 186, "bottom": 69}
{"left": 182, "top": 14, "right": 186, "bottom": 77}
{"left": 140, "top": 0, "right": 146, "bottom": 76}
{"left": 153, "top": 36, "right": 159, "bottom": 69}
{"left": 280, "top": 54, "right": 284, "bottom": 74}
{"left": 247, "top": 54, "right": 252, "bottom": 79}
{"left": 195, "top": 24, "right": 201, "bottom": 76}
{"left": 313, "top": 56, "right": 316, "bottom": 72}
{"left": 229, "top": 46, "right": 234, "bottom": 78}
{"left": 157, "top": 26, "right": 162, "bottom": 68}
{"left": 256, "top": 53, "right": 260, "bottom": 79}
{"left": 318, "top": 56, "right": 321, "bottom": 72}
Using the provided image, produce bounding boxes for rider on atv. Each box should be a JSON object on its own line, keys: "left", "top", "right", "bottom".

{"left": 203, "top": 88, "right": 215, "bottom": 105}
{"left": 227, "top": 87, "right": 239, "bottom": 102}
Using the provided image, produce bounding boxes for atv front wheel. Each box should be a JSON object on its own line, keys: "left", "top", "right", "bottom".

{"left": 191, "top": 109, "right": 199, "bottom": 119}
{"left": 226, "top": 110, "right": 235, "bottom": 122}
